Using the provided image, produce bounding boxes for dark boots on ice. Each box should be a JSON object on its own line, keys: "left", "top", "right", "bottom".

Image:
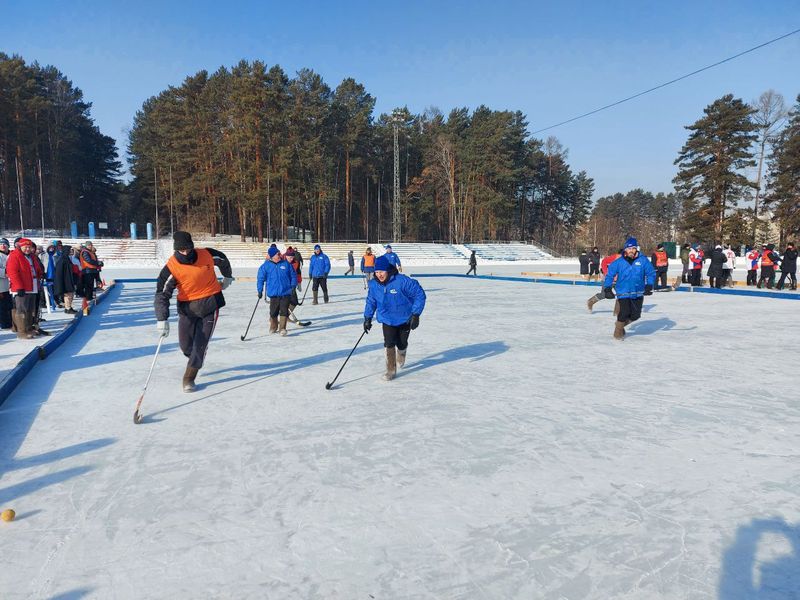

{"left": 382, "top": 347, "right": 397, "bottom": 381}
{"left": 183, "top": 366, "right": 199, "bottom": 393}
{"left": 613, "top": 321, "right": 625, "bottom": 340}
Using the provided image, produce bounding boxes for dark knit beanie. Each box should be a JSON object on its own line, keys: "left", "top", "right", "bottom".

{"left": 173, "top": 231, "right": 194, "bottom": 251}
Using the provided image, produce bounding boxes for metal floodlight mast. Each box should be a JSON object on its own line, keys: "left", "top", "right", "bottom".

{"left": 392, "top": 109, "right": 403, "bottom": 243}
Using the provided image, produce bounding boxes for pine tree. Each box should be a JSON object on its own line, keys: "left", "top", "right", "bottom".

{"left": 766, "top": 94, "right": 800, "bottom": 242}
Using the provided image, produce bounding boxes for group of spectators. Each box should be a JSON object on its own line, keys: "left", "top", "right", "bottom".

{"left": 0, "top": 238, "right": 105, "bottom": 340}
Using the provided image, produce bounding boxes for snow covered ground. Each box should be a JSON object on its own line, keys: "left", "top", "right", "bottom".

{"left": 0, "top": 275, "right": 798, "bottom": 599}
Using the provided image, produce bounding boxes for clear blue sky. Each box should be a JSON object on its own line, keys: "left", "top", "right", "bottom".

{"left": 2, "top": 0, "right": 798, "bottom": 198}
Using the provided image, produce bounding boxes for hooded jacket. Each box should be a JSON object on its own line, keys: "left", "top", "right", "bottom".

{"left": 257, "top": 258, "right": 297, "bottom": 297}
{"left": 603, "top": 252, "right": 656, "bottom": 299}
{"left": 364, "top": 269, "right": 426, "bottom": 326}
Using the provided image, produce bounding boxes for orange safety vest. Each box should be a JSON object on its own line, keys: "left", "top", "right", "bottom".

{"left": 80, "top": 249, "right": 99, "bottom": 271}
{"left": 166, "top": 248, "right": 222, "bottom": 302}
{"left": 654, "top": 250, "right": 668, "bottom": 268}
{"left": 362, "top": 254, "right": 375, "bottom": 268}
{"left": 761, "top": 252, "right": 774, "bottom": 267}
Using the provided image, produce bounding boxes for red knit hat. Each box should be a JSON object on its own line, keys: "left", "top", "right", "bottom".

{"left": 18, "top": 238, "right": 33, "bottom": 248}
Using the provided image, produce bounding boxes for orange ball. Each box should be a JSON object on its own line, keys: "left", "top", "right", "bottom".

{"left": 1, "top": 509, "right": 15, "bottom": 522}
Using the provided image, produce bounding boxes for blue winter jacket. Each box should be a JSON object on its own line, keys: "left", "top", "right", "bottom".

{"left": 603, "top": 253, "right": 656, "bottom": 299}
{"left": 257, "top": 259, "right": 297, "bottom": 297}
{"left": 309, "top": 252, "right": 331, "bottom": 278}
{"left": 364, "top": 273, "right": 426, "bottom": 326}
{"left": 383, "top": 251, "right": 401, "bottom": 268}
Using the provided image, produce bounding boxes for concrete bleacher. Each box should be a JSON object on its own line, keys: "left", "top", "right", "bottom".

{"left": 465, "top": 242, "right": 554, "bottom": 261}
{"left": 29, "top": 238, "right": 161, "bottom": 264}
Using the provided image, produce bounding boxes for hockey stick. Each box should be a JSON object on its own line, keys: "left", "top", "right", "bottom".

{"left": 133, "top": 336, "right": 165, "bottom": 424}
{"left": 288, "top": 308, "right": 311, "bottom": 327}
{"left": 325, "top": 330, "right": 367, "bottom": 390}
{"left": 240, "top": 297, "right": 261, "bottom": 341}
{"left": 295, "top": 279, "right": 312, "bottom": 306}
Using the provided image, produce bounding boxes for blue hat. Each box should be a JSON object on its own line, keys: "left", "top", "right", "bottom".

{"left": 314, "top": 244, "right": 321, "bottom": 251}
{"left": 624, "top": 237, "right": 638, "bottom": 249}
{"left": 267, "top": 246, "right": 280, "bottom": 258}
{"left": 385, "top": 244, "right": 392, "bottom": 250}
{"left": 374, "top": 255, "right": 391, "bottom": 272}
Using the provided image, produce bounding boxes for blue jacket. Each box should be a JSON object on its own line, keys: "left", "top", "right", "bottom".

{"left": 364, "top": 273, "right": 426, "bottom": 326}
{"left": 257, "top": 259, "right": 297, "bottom": 297}
{"left": 604, "top": 253, "right": 656, "bottom": 299}
{"left": 383, "top": 251, "right": 401, "bottom": 267}
{"left": 309, "top": 252, "right": 331, "bottom": 278}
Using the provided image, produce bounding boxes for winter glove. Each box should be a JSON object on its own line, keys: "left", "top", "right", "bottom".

{"left": 98, "top": 261, "right": 104, "bottom": 267}
{"left": 157, "top": 320, "right": 169, "bottom": 338}
{"left": 409, "top": 314, "right": 420, "bottom": 330}
{"left": 221, "top": 276, "right": 234, "bottom": 290}
{"left": 257, "top": 291, "right": 263, "bottom": 299}
{"left": 644, "top": 284, "right": 653, "bottom": 296}
{"left": 603, "top": 287, "right": 615, "bottom": 300}
{"left": 363, "top": 317, "right": 372, "bottom": 334}
{"left": 16, "top": 290, "right": 25, "bottom": 298}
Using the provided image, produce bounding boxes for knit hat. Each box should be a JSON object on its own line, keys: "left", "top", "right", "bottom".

{"left": 314, "top": 244, "right": 321, "bottom": 251}
{"left": 284, "top": 247, "right": 296, "bottom": 257}
{"left": 13, "top": 237, "right": 21, "bottom": 248}
{"left": 624, "top": 237, "right": 638, "bottom": 249}
{"left": 656, "top": 243, "right": 664, "bottom": 250}
{"left": 173, "top": 231, "right": 194, "bottom": 251}
{"left": 267, "top": 246, "right": 280, "bottom": 258}
{"left": 385, "top": 244, "right": 392, "bottom": 250}
{"left": 374, "top": 255, "right": 391, "bottom": 272}
{"left": 18, "top": 238, "right": 33, "bottom": 248}
{"left": 0, "top": 238, "right": 9, "bottom": 246}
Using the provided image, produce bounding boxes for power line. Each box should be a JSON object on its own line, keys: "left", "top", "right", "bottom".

{"left": 531, "top": 28, "right": 800, "bottom": 135}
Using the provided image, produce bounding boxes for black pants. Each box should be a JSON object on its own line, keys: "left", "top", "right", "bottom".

{"left": 777, "top": 271, "right": 797, "bottom": 289}
{"left": 178, "top": 309, "right": 218, "bottom": 369}
{"left": 589, "top": 264, "right": 600, "bottom": 277}
{"left": 466, "top": 265, "right": 477, "bottom": 276}
{"left": 758, "top": 266, "right": 775, "bottom": 288}
{"left": 82, "top": 273, "right": 96, "bottom": 300}
{"left": 269, "top": 295, "right": 291, "bottom": 318}
{"left": 690, "top": 269, "right": 702, "bottom": 286}
{"left": 617, "top": 297, "right": 643, "bottom": 324}
{"left": 345, "top": 265, "right": 354, "bottom": 275}
{"left": 655, "top": 269, "right": 667, "bottom": 289}
{"left": 709, "top": 275, "right": 722, "bottom": 289}
{"left": 747, "top": 270, "right": 758, "bottom": 286}
{"left": 312, "top": 277, "right": 328, "bottom": 300}
{"left": 382, "top": 323, "right": 411, "bottom": 350}
{"left": 0, "top": 291, "right": 13, "bottom": 329}
{"left": 681, "top": 263, "right": 689, "bottom": 283}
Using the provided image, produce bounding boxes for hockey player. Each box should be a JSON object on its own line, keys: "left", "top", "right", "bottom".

{"left": 383, "top": 244, "right": 402, "bottom": 272}
{"left": 650, "top": 244, "right": 669, "bottom": 290}
{"left": 587, "top": 248, "right": 620, "bottom": 312}
{"left": 361, "top": 247, "right": 376, "bottom": 282}
{"left": 722, "top": 245, "right": 736, "bottom": 287}
{"left": 284, "top": 248, "right": 310, "bottom": 327}
{"left": 602, "top": 237, "right": 656, "bottom": 340}
{"left": 155, "top": 232, "right": 234, "bottom": 392}
{"left": 757, "top": 244, "right": 780, "bottom": 289}
{"left": 257, "top": 246, "right": 297, "bottom": 336}
{"left": 309, "top": 244, "right": 331, "bottom": 304}
{"left": 746, "top": 247, "right": 760, "bottom": 286}
{"left": 363, "top": 254, "right": 426, "bottom": 381}
{"left": 776, "top": 242, "right": 797, "bottom": 290}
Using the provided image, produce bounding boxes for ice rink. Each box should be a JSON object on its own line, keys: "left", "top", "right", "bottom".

{"left": 0, "top": 274, "right": 798, "bottom": 599}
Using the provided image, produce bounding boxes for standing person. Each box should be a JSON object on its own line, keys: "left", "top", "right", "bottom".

{"left": 776, "top": 242, "right": 797, "bottom": 290}
{"left": 53, "top": 245, "right": 78, "bottom": 314}
{"left": 363, "top": 255, "right": 426, "bottom": 381}
{"left": 689, "top": 244, "right": 704, "bottom": 286}
{"left": 578, "top": 250, "right": 590, "bottom": 279}
{"left": 602, "top": 237, "right": 656, "bottom": 340}
{"left": 757, "top": 244, "right": 780, "bottom": 289}
{"left": 466, "top": 250, "right": 478, "bottom": 276}
{"left": 707, "top": 245, "right": 726, "bottom": 289}
{"left": 6, "top": 238, "right": 44, "bottom": 339}
{"left": 723, "top": 245, "right": 736, "bottom": 287}
{"left": 79, "top": 240, "right": 104, "bottom": 313}
{"left": 650, "top": 244, "right": 669, "bottom": 290}
{"left": 361, "top": 246, "right": 376, "bottom": 282}
{"left": 257, "top": 246, "right": 297, "bottom": 336}
{"left": 0, "top": 238, "right": 12, "bottom": 329}
{"left": 679, "top": 243, "right": 691, "bottom": 283}
{"left": 588, "top": 246, "right": 601, "bottom": 282}
{"left": 155, "top": 232, "right": 233, "bottom": 392}
{"left": 746, "top": 247, "right": 760, "bottom": 286}
{"left": 309, "top": 244, "right": 331, "bottom": 304}
{"left": 284, "top": 248, "right": 309, "bottom": 327}
{"left": 383, "top": 244, "right": 402, "bottom": 272}
{"left": 587, "top": 248, "right": 621, "bottom": 312}
{"left": 44, "top": 242, "right": 58, "bottom": 310}
{"left": 345, "top": 250, "right": 355, "bottom": 276}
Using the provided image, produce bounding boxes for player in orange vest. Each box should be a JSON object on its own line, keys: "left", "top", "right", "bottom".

{"left": 155, "top": 231, "right": 234, "bottom": 392}
{"left": 650, "top": 244, "right": 669, "bottom": 290}
{"left": 757, "top": 244, "right": 779, "bottom": 289}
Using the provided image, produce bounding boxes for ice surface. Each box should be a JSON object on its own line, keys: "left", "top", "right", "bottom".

{"left": 0, "top": 275, "right": 799, "bottom": 599}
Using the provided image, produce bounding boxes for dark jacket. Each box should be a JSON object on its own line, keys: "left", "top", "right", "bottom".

{"left": 588, "top": 251, "right": 601, "bottom": 267}
{"left": 780, "top": 249, "right": 797, "bottom": 272}
{"left": 155, "top": 248, "right": 231, "bottom": 321}
{"left": 578, "top": 253, "right": 590, "bottom": 275}
{"left": 707, "top": 248, "right": 726, "bottom": 278}
{"left": 469, "top": 252, "right": 477, "bottom": 266}
{"left": 53, "top": 246, "right": 76, "bottom": 296}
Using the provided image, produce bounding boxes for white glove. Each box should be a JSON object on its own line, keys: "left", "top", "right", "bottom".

{"left": 157, "top": 321, "right": 169, "bottom": 337}
{"left": 222, "top": 277, "right": 234, "bottom": 290}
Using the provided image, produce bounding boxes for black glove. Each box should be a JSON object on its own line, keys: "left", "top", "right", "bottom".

{"left": 363, "top": 317, "right": 372, "bottom": 333}
{"left": 257, "top": 291, "right": 263, "bottom": 299}
{"left": 16, "top": 290, "right": 25, "bottom": 298}
{"left": 409, "top": 314, "right": 420, "bottom": 330}
{"left": 603, "top": 287, "right": 615, "bottom": 300}
{"left": 644, "top": 284, "right": 653, "bottom": 296}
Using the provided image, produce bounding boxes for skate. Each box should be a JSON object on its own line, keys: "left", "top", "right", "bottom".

{"left": 613, "top": 321, "right": 625, "bottom": 340}
{"left": 587, "top": 295, "right": 600, "bottom": 312}
{"left": 396, "top": 348, "right": 407, "bottom": 368}
{"left": 182, "top": 366, "right": 199, "bottom": 393}
{"left": 382, "top": 347, "right": 397, "bottom": 381}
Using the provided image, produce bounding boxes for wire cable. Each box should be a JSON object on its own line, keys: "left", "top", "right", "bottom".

{"left": 531, "top": 28, "right": 800, "bottom": 135}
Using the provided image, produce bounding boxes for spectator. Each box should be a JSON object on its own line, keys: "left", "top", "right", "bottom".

{"left": 80, "top": 241, "right": 104, "bottom": 311}
{"left": 588, "top": 246, "right": 601, "bottom": 282}
{"left": 680, "top": 243, "right": 691, "bottom": 283}
{"left": 578, "top": 250, "right": 590, "bottom": 278}
{"left": 746, "top": 247, "right": 760, "bottom": 286}
{"left": 345, "top": 250, "right": 355, "bottom": 276}
{"left": 0, "top": 238, "right": 11, "bottom": 329}
{"left": 722, "top": 245, "right": 736, "bottom": 287}
{"left": 467, "top": 250, "right": 477, "bottom": 276}
{"left": 707, "top": 245, "right": 726, "bottom": 289}
{"left": 6, "top": 238, "right": 44, "bottom": 339}
{"left": 54, "top": 245, "right": 78, "bottom": 314}
{"left": 689, "top": 244, "right": 704, "bottom": 286}
{"left": 776, "top": 242, "right": 797, "bottom": 291}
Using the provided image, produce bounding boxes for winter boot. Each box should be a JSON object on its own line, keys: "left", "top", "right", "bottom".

{"left": 323, "top": 293, "right": 329, "bottom": 303}
{"left": 612, "top": 300, "right": 620, "bottom": 317}
{"left": 312, "top": 289, "right": 319, "bottom": 305}
{"left": 587, "top": 295, "right": 600, "bottom": 312}
{"left": 11, "top": 308, "right": 17, "bottom": 332}
{"left": 182, "top": 366, "right": 199, "bottom": 393}
{"left": 279, "top": 315, "right": 288, "bottom": 336}
{"left": 613, "top": 321, "right": 626, "bottom": 340}
{"left": 382, "top": 347, "right": 397, "bottom": 381}
{"left": 269, "top": 317, "right": 278, "bottom": 334}
{"left": 396, "top": 347, "right": 407, "bottom": 368}
{"left": 14, "top": 312, "right": 35, "bottom": 340}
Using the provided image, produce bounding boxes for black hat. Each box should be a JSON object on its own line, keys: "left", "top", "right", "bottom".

{"left": 173, "top": 231, "right": 194, "bottom": 251}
